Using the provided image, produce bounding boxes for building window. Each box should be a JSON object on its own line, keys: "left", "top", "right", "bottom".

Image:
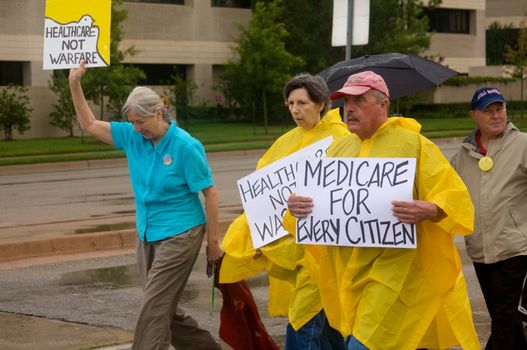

{"left": 124, "top": 0, "right": 185, "bottom": 4}
{"left": 0, "top": 61, "right": 24, "bottom": 86}
{"left": 126, "top": 64, "right": 187, "bottom": 86}
{"left": 486, "top": 23, "right": 520, "bottom": 65}
{"left": 211, "top": 0, "right": 251, "bottom": 9}
{"left": 424, "top": 8, "right": 471, "bottom": 34}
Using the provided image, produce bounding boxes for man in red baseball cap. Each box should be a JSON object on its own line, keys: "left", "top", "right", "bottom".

{"left": 288, "top": 71, "right": 480, "bottom": 349}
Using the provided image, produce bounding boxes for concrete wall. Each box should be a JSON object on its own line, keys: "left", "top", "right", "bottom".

{"left": 424, "top": 0, "right": 486, "bottom": 73}
{"left": 486, "top": 0, "right": 526, "bottom": 27}
{"left": 420, "top": 80, "right": 524, "bottom": 104}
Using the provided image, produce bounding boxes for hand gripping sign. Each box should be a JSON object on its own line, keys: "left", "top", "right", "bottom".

{"left": 43, "top": 0, "right": 111, "bottom": 70}
{"left": 295, "top": 157, "right": 417, "bottom": 248}
{"left": 238, "top": 137, "right": 334, "bottom": 249}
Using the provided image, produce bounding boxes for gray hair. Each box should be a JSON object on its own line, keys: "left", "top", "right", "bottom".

{"left": 368, "top": 89, "right": 390, "bottom": 105}
{"left": 283, "top": 73, "right": 331, "bottom": 117}
{"left": 121, "top": 87, "right": 170, "bottom": 122}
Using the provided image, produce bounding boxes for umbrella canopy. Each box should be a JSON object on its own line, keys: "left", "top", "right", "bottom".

{"left": 318, "top": 53, "right": 458, "bottom": 100}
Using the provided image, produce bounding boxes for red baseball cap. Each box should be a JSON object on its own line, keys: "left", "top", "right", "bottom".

{"left": 329, "top": 71, "right": 390, "bottom": 101}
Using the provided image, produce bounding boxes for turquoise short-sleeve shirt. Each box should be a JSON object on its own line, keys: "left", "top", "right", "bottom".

{"left": 111, "top": 121, "right": 213, "bottom": 242}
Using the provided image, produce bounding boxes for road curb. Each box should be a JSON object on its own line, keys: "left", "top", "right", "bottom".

{"left": 0, "top": 149, "right": 267, "bottom": 175}
{"left": 0, "top": 229, "right": 136, "bottom": 262}
{"left": 0, "top": 219, "right": 234, "bottom": 263}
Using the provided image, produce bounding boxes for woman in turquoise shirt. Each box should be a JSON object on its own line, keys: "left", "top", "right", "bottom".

{"left": 69, "top": 61, "right": 223, "bottom": 350}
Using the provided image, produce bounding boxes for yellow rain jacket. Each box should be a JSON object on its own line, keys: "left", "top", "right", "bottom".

{"left": 304, "top": 117, "right": 480, "bottom": 349}
{"left": 220, "top": 108, "right": 350, "bottom": 328}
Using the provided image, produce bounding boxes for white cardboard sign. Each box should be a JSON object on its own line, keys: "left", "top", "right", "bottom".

{"left": 295, "top": 157, "right": 417, "bottom": 248}
{"left": 238, "top": 137, "right": 334, "bottom": 249}
{"left": 43, "top": 0, "right": 111, "bottom": 70}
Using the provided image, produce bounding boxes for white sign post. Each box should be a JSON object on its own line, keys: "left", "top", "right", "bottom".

{"left": 295, "top": 157, "right": 417, "bottom": 248}
{"left": 332, "top": 0, "right": 370, "bottom": 47}
{"left": 238, "top": 137, "right": 334, "bottom": 249}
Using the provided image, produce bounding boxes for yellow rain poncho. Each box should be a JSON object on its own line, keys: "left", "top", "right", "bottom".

{"left": 220, "top": 108, "right": 349, "bottom": 328}
{"left": 304, "top": 117, "right": 480, "bottom": 349}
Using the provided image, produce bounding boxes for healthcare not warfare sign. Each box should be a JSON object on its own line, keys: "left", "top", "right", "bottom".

{"left": 238, "top": 137, "right": 334, "bottom": 249}
{"left": 43, "top": 0, "right": 111, "bottom": 70}
{"left": 295, "top": 157, "right": 417, "bottom": 248}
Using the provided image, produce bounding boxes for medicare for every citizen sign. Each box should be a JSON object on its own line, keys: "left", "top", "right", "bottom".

{"left": 238, "top": 137, "right": 334, "bottom": 249}
{"left": 296, "top": 157, "right": 417, "bottom": 248}
{"left": 43, "top": 0, "right": 111, "bottom": 70}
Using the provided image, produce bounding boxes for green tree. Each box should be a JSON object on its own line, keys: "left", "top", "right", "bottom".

{"left": 0, "top": 86, "right": 32, "bottom": 141}
{"left": 279, "top": 0, "right": 344, "bottom": 74}
{"left": 487, "top": 21, "right": 518, "bottom": 65}
{"left": 351, "top": 0, "right": 439, "bottom": 57}
{"left": 81, "top": 0, "right": 145, "bottom": 121}
{"left": 48, "top": 71, "right": 77, "bottom": 137}
{"left": 219, "top": 0, "right": 303, "bottom": 133}
{"left": 165, "top": 74, "right": 198, "bottom": 131}
{"left": 268, "top": 0, "right": 438, "bottom": 74}
{"left": 505, "top": 18, "right": 527, "bottom": 118}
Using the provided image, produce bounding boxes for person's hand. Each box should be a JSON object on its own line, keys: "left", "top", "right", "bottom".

{"left": 206, "top": 241, "right": 224, "bottom": 263}
{"left": 391, "top": 200, "right": 445, "bottom": 224}
{"left": 68, "top": 60, "right": 87, "bottom": 85}
{"left": 287, "top": 194, "right": 314, "bottom": 218}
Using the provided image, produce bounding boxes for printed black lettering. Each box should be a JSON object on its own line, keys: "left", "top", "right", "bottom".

{"left": 380, "top": 162, "right": 395, "bottom": 187}
{"left": 356, "top": 188, "right": 371, "bottom": 215}
{"left": 393, "top": 160, "right": 410, "bottom": 186}
{"left": 322, "top": 160, "right": 336, "bottom": 187}
{"left": 238, "top": 180, "right": 254, "bottom": 202}
{"left": 304, "top": 159, "right": 322, "bottom": 186}
{"left": 345, "top": 216, "right": 361, "bottom": 244}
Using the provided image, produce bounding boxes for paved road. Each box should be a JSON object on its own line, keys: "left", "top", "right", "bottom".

{"left": 0, "top": 150, "right": 265, "bottom": 243}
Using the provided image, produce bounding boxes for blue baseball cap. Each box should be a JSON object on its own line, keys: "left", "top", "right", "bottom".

{"left": 471, "top": 87, "right": 506, "bottom": 110}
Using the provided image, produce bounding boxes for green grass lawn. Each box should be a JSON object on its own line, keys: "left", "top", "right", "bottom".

{"left": 1, "top": 117, "right": 526, "bottom": 166}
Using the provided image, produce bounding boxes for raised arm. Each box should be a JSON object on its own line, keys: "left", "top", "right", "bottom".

{"left": 68, "top": 61, "right": 113, "bottom": 145}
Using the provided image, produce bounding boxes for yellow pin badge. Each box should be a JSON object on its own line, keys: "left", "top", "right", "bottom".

{"left": 478, "top": 156, "right": 493, "bottom": 172}
{"left": 43, "top": 0, "right": 111, "bottom": 70}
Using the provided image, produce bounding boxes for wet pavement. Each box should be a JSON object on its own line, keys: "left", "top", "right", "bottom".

{"left": 0, "top": 247, "right": 288, "bottom": 349}
{"left": 0, "top": 240, "right": 489, "bottom": 350}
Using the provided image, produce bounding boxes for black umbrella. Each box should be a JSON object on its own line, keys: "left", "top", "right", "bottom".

{"left": 318, "top": 53, "right": 458, "bottom": 100}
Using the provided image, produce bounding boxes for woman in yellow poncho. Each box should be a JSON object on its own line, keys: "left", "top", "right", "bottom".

{"left": 219, "top": 73, "right": 350, "bottom": 349}
{"left": 289, "top": 71, "right": 481, "bottom": 350}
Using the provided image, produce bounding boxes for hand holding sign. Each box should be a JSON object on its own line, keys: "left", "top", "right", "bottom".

{"left": 391, "top": 200, "right": 445, "bottom": 224}
{"left": 68, "top": 60, "right": 87, "bottom": 85}
{"left": 287, "top": 194, "right": 313, "bottom": 219}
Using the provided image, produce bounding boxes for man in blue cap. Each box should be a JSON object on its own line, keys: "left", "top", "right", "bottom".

{"left": 452, "top": 87, "right": 527, "bottom": 349}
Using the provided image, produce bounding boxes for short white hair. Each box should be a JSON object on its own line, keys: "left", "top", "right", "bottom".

{"left": 121, "top": 87, "right": 169, "bottom": 121}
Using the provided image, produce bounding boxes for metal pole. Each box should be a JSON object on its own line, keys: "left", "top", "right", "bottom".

{"left": 345, "top": 0, "right": 354, "bottom": 60}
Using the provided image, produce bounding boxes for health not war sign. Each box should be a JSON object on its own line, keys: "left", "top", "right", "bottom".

{"left": 295, "top": 157, "right": 417, "bottom": 248}
{"left": 43, "top": 0, "right": 111, "bottom": 70}
{"left": 238, "top": 137, "right": 334, "bottom": 249}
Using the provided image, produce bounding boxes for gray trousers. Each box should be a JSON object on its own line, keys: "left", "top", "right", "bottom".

{"left": 132, "top": 225, "right": 221, "bottom": 350}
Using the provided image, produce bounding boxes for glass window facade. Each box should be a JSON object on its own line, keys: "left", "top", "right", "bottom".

{"left": 125, "top": 0, "right": 185, "bottom": 4}
{"left": 424, "top": 8, "right": 471, "bottom": 34}
{"left": 0, "top": 61, "right": 24, "bottom": 86}
{"left": 211, "top": 0, "right": 251, "bottom": 9}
